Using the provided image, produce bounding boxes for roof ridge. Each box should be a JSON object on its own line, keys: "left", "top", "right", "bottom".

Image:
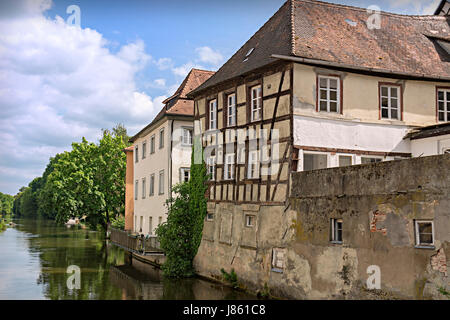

{"left": 190, "top": 0, "right": 291, "bottom": 95}
{"left": 295, "top": 0, "right": 447, "bottom": 19}
{"left": 191, "top": 68, "right": 215, "bottom": 74}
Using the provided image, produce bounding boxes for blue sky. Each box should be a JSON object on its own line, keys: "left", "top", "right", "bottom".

{"left": 0, "top": 0, "right": 442, "bottom": 195}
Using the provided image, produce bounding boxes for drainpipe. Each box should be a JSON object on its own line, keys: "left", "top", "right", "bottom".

{"left": 169, "top": 119, "right": 174, "bottom": 196}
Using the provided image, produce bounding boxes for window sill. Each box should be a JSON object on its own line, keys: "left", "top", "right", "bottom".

{"left": 330, "top": 241, "right": 343, "bottom": 245}
{"left": 415, "top": 245, "right": 435, "bottom": 250}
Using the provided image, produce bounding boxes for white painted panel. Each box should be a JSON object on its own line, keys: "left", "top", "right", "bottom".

{"left": 411, "top": 134, "right": 450, "bottom": 157}
{"left": 293, "top": 115, "right": 411, "bottom": 153}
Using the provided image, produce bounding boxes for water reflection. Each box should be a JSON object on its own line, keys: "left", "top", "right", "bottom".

{"left": 0, "top": 219, "right": 257, "bottom": 300}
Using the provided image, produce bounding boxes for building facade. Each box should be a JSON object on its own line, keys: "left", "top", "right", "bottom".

{"left": 189, "top": 0, "right": 450, "bottom": 299}
{"left": 128, "top": 69, "right": 214, "bottom": 235}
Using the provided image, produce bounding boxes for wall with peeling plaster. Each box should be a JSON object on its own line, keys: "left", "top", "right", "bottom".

{"left": 194, "top": 154, "right": 450, "bottom": 299}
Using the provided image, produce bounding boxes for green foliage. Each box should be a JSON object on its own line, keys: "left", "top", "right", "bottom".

{"left": 257, "top": 282, "right": 271, "bottom": 299}
{"left": 438, "top": 287, "right": 450, "bottom": 297}
{"left": 220, "top": 268, "right": 239, "bottom": 289}
{"left": 13, "top": 124, "right": 128, "bottom": 230}
{"left": 0, "top": 192, "right": 14, "bottom": 216}
{"left": 111, "top": 215, "right": 125, "bottom": 230}
{"left": 156, "top": 144, "right": 208, "bottom": 278}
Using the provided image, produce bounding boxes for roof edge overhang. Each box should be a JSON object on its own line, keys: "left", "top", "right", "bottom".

{"left": 128, "top": 113, "right": 194, "bottom": 143}
{"left": 272, "top": 54, "right": 450, "bottom": 82}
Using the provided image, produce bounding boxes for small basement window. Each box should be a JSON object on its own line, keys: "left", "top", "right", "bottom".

{"left": 206, "top": 213, "right": 214, "bottom": 221}
{"left": 245, "top": 214, "right": 255, "bottom": 227}
{"left": 338, "top": 155, "right": 352, "bottom": 167}
{"left": 361, "top": 157, "right": 382, "bottom": 164}
{"left": 415, "top": 220, "right": 434, "bottom": 247}
{"left": 331, "top": 218, "right": 343, "bottom": 243}
{"left": 271, "top": 248, "right": 286, "bottom": 272}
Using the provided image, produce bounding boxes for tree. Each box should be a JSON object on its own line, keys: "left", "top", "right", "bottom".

{"left": 156, "top": 142, "right": 209, "bottom": 278}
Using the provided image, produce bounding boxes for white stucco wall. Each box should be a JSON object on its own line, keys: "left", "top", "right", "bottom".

{"left": 171, "top": 120, "right": 194, "bottom": 188}
{"left": 293, "top": 115, "right": 411, "bottom": 153}
{"left": 411, "top": 134, "right": 450, "bottom": 157}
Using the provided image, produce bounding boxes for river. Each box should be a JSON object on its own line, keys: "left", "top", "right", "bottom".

{"left": 0, "top": 218, "right": 256, "bottom": 300}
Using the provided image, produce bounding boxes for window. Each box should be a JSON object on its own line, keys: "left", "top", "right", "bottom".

{"left": 209, "top": 99, "right": 217, "bottom": 130}
{"left": 159, "top": 128, "right": 164, "bottom": 149}
{"left": 437, "top": 88, "right": 450, "bottom": 122}
{"left": 182, "top": 128, "right": 193, "bottom": 145}
{"left": 180, "top": 168, "right": 190, "bottom": 183}
{"left": 150, "top": 135, "right": 155, "bottom": 154}
{"left": 247, "top": 150, "right": 259, "bottom": 179}
{"left": 250, "top": 85, "right": 262, "bottom": 122}
{"left": 361, "top": 157, "right": 382, "bottom": 164}
{"left": 303, "top": 153, "right": 328, "bottom": 171}
{"left": 135, "top": 145, "right": 139, "bottom": 163}
{"left": 224, "top": 153, "right": 235, "bottom": 180}
{"left": 134, "top": 180, "right": 138, "bottom": 200}
{"left": 159, "top": 170, "right": 164, "bottom": 195}
{"left": 331, "top": 218, "right": 343, "bottom": 243}
{"left": 415, "top": 220, "right": 434, "bottom": 247}
{"left": 142, "top": 178, "right": 146, "bottom": 199}
{"left": 380, "top": 84, "right": 401, "bottom": 120}
{"left": 245, "top": 214, "right": 255, "bottom": 227}
{"left": 271, "top": 248, "right": 285, "bottom": 271}
{"left": 318, "top": 75, "right": 340, "bottom": 113}
{"left": 207, "top": 156, "right": 216, "bottom": 180}
{"left": 142, "top": 141, "right": 146, "bottom": 159}
{"left": 158, "top": 216, "right": 162, "bottom": 226}
{"left": 139, "top": 216, "right": 143, "bottom": 233}
{"left": 227, "top": 93, "right": 236, "bottom": 126}
{"left": 206, "top": 213, "right": 214, "bottom": 221}
{"left": 149, "top": 174, "right": 155, "bottom": 196}
{"left": 148, "top": 217, "right": 153, "bottom": 235}
{"left": 135, "top": 215, "right": 137, "bottom": 232}
{"left": 338, "top": 155, "right": 352, "bottom": 167}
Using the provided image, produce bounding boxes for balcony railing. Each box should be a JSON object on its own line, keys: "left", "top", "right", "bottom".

{"left": 109, "top": 227, "right": 163, "bottom": 255}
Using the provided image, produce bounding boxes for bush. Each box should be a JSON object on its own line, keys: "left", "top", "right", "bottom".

{"left": 111, "top": 215, "right": 125, "bottom": 230}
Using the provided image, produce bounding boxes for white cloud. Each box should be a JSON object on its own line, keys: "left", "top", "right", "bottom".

{"left": 154, "top": 57, "right": 173, "bottom": 70}
{"left": 172, "top": 62, "right": 205, "bottom": 77}
{"left": 0, "top": 2, "right": 164, "bottom": 194}
{"left": 195, "top": 46, "right": 224, "bottom": 66}
{"left": 386, "top": 0, "right": 440, "bottom": 14}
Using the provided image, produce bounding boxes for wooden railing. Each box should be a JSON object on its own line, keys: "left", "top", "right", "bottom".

{"left": 109, "top": 227, "right": 163, "bottom": 255}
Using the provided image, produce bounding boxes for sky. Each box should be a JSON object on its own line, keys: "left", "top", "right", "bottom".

{"left": 0, "top": 0, "right": 443, "bottom": 195}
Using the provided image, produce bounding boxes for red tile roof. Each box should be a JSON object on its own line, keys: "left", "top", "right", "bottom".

{"left": 130, "top": 69, "right": 214, "bottom": 142}
{"left": 191, "top": 0, "right": 450, "bottom": 96}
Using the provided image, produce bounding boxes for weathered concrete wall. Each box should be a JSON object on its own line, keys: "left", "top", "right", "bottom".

{"left": 194, "top": 154, "right": 450, "bottom": 299}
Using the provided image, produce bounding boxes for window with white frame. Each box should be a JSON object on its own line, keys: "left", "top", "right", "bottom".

{"left": 318, "top": 75, "right": 340, "bottom": 113}
{"left": 248, "top": 150, "right": 259, "bottom": 179}
{"left": 209, "top": 99, "right": 217, "bottom": 130}
{"left": 159, "top": 128, "right": 165, "bottom": 149}
{"left": 437, "top": 88, "right": 450, "bottom": 122}
{"left": 338, "top": 155, "right": 352, "bottom": 167}
{"left": 206, "top": 213, "right": 214, "bottom": 221}
{"left": 135, "top": 145, "right": 139, "bottom": 163}
{"left": 135, "top": 180, "right": 138, "bottom": 200}
{"left": 142, "top": 178, "right": 146, "bottom": 199}
{"left": 180, "top": 168, "right": 190, "bottom": 183}
{"left": 150, "top": 135, "right": 155, "bottom": 154}
{"left": 207, "top": 156, "right": 216, "bottom": 180}
{"left": 271, "top": 248, "right": 285, "bottom": 271}
{"left": 380, "top": 85, "right": 401, "bottom": 120}
{"left": 148, "top": 217, "right": 153, "bottom": 235}
{"left": 331, "top": 218, "right": 343, "bottom": 243}
{"left": 361, "top": 157, "right": 382, "bottom": 164}
{"left": 149, "top": 174, "right": 155, "bottom": 196}
{"left": 182, "top": 128, "right": 193, "bottom": 145}
{"left": 227, "top": 93, "right": 236, "bottom": 126}
{"left": 415, "top": 220, "right": 434, "bottom": 247}
{"left": 245, "top": 214, "right": 255, "bottom": 227}
{"left": 224, "top": 153, "right": 235, "bottom": 180}
{"left": 159, "top": 170, "right": 164, "bottom": 195}
{"left": 250, "top": 85, "right": 262, "bottom": 122}
{"left": 303, "top": 153, "right": 328, "bottom": 171}
{"left": 142, "top": 141, "right": 146, "bottom": 159}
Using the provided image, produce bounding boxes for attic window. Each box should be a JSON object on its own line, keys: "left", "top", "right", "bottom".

{"left": 243, "top": 48, "right": 255, "bottom": 62}
{"left": 345, "top": 19, "right": 357, "bottom": 27}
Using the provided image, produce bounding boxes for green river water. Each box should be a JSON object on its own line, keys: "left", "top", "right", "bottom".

{"left": 0, "top": 218, "right": 256, "bottom": 300}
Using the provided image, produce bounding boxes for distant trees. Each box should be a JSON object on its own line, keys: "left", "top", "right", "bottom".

{"left": 0, "top": 192, "right": 14, "bottom": 216}
{"left": 13, "top": 124, "right": 130, "bottom": 230}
